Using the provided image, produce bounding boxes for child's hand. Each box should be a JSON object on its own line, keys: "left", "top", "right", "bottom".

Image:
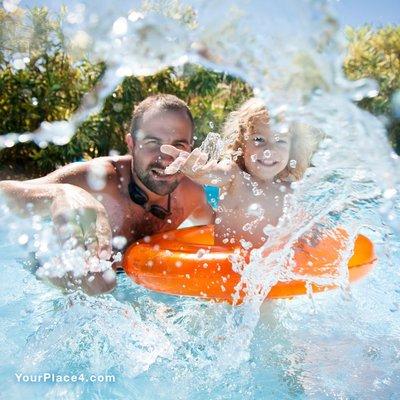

{"left": 160, "top": 145, "right": 213, "bottom": 178}
{"left": 161, "top": 144, "right": 235, "bottom": 187}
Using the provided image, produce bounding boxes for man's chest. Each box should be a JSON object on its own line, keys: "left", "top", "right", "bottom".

{"left": 103, "top": 194, "right": 187, "bottom": 243}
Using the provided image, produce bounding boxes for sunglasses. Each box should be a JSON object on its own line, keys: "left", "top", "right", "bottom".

{"left": 128, "top": 178, "right": 171, "bottom": 220}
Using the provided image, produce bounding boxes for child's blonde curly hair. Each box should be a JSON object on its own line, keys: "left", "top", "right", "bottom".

{"left": 221, "top": 97, "right": 322, "bottom": 182}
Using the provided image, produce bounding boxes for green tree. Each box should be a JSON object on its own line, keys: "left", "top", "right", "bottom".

{"left": 344, "top": 25, "right": 400, "bottom": 153}
{"left": 0, "top": 7, "right": 105, "bottom": 177}
{"left": 11, "top": 10, "right": 400, "bottom": 176}
{"left": 0, "top": 7, "right": 252, "bottom": 178}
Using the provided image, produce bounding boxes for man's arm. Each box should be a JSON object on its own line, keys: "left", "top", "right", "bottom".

{"left": 0, "top": 161, "right": 112, "bottom": 258}
{"left": 0, "top": 179, "right": 68, "bottom": 217}
{"left": 0, "top": 161, "right": 92, "bottom": 215}
{"left": 0, "top": 162, "right": 115, "bottom": 294}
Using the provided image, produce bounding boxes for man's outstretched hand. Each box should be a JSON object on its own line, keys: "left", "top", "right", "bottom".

{"left": 50, "top": 184, "right": 112, "bottom": 260}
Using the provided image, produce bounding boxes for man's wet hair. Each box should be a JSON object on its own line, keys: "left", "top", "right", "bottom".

{"left": 130, "top": 94, "right": 194, "bottom": 137}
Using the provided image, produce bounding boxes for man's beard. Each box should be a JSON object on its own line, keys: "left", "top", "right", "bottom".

{"left": 134, "top": 160, "right": 180, "bottom": 196}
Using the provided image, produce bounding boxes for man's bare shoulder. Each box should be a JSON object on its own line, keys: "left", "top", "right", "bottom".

{"left": 34, "top": 155, "right": 132, "bottom": 188}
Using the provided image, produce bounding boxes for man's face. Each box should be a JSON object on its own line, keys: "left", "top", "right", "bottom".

{"left": 130, "top": 109, "right": 193, "bottom": 195}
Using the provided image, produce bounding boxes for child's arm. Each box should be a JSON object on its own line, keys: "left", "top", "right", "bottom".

{"left": 160, "top": 144, "right": 237, "bottom": 187}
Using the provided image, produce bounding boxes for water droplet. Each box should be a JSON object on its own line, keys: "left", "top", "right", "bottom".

{"left": 87, "top": 163, "right": 107, "bottom": 191}
{"left": 113, "top": 103, "right": 123, "bottom": 112}
{"left": 112, "top": 236, "right": 127, "bottom": 250}
{"left": 242, "top": 223, "right": 252, "bottom": 232}
{"left": 239, "top": 239, "right": 253, "bottom": 250}
{"left": 4, "top": 139, "right": 15, "bottom": 148}
{"left": 247, "top": 203, "right": 264, "bottom": 216}
{"left": 108, "top": 149, "right": 120, "bottom": 157}
{"left": 112, "top": 17, "right": 128, "bottom": 36}
{"left": 103, "top": 269, "right": 116, "bottom": 283}
{"left": 128, "top": 10, "right": 144, "bottom": 22}
{"left": 392, "top": 90, "right": 400, "bottom": 118}
{"left": 3, "top": 0, "right": 19, "bottom": 13}
{"left": 276, "top": 123, "right": 289, "bottom": 134}
{"left": 12, "top": 58, "right": 26, "bottom": 70}
{"left": 252, "top": 187, "right": 263, "bottom": 196}
{"left": 367, "top": 89, "right": 379, "bottom": 98}
{"left": 116, "top": 66, "right": 133, "bottom": 77}
{"left": 72, "top": 30, "right": 91, "bottom": 50}
{"left": 242, "top": 172, "right": 251, "bottom": 180}
{"left": 196, "top": 248, "right": 207, "bottom": 258}
{"left": 289, "top": 159, "right": 297, "bottom": 168}
{"left": 383, "top": 188, "right": 397, "bottom": 199}
{"left": 18, "top": 234, "right": 29, "bottom": 245}
{"left": 263, "top": 149, "right": 271, "bottom": 158}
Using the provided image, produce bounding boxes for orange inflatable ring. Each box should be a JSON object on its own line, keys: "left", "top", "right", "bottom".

{"left": 123, "top": 225, "right": 376, "bottom": 303}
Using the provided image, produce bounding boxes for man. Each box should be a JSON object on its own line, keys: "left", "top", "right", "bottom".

{"left": 0, "top": 94, "right": 214, "bottom": 292}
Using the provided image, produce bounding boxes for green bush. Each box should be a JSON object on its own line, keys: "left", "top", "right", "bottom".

{"left": 0, "top": 7, "right": 106, "bottom": 176}
{"left": 344, "top": 25, "right": 400, "bottom": 153}
{"left": 0, "top": 7, "right": 252, "bottom": 178}
{"left": 1, "top": 8, "right": 399, "bottom": 178}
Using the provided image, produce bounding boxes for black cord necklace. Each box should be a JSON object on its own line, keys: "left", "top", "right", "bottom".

{"left": 128, "top": 172, "right": 171, "bottom": 220}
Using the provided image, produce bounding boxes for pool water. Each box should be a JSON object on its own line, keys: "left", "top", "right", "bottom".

{"left": 204, "top": 185, "right": 219, "bottom": 210}
{"left": 0, "top": 213, "right": 399, "bottom": 399}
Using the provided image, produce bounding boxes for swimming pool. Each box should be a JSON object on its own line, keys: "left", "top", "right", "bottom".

{"left": 0, "top": 191, "right": 399, "bottom": 399}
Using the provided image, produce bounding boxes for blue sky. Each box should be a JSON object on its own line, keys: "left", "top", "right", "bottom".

{"left": 20, "top": 0, "right": 400, "bottom": 27}
{"left": 334, "top": 0, "right": 400, "bottom": 27}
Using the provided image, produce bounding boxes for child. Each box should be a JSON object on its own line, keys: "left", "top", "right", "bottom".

{"left": 161, "top": 98, "right": 320, "bottom": 248}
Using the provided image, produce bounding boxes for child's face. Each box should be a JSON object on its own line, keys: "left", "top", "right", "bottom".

{"left": 243, "top": 115, "right": 290, "bottom": 181}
